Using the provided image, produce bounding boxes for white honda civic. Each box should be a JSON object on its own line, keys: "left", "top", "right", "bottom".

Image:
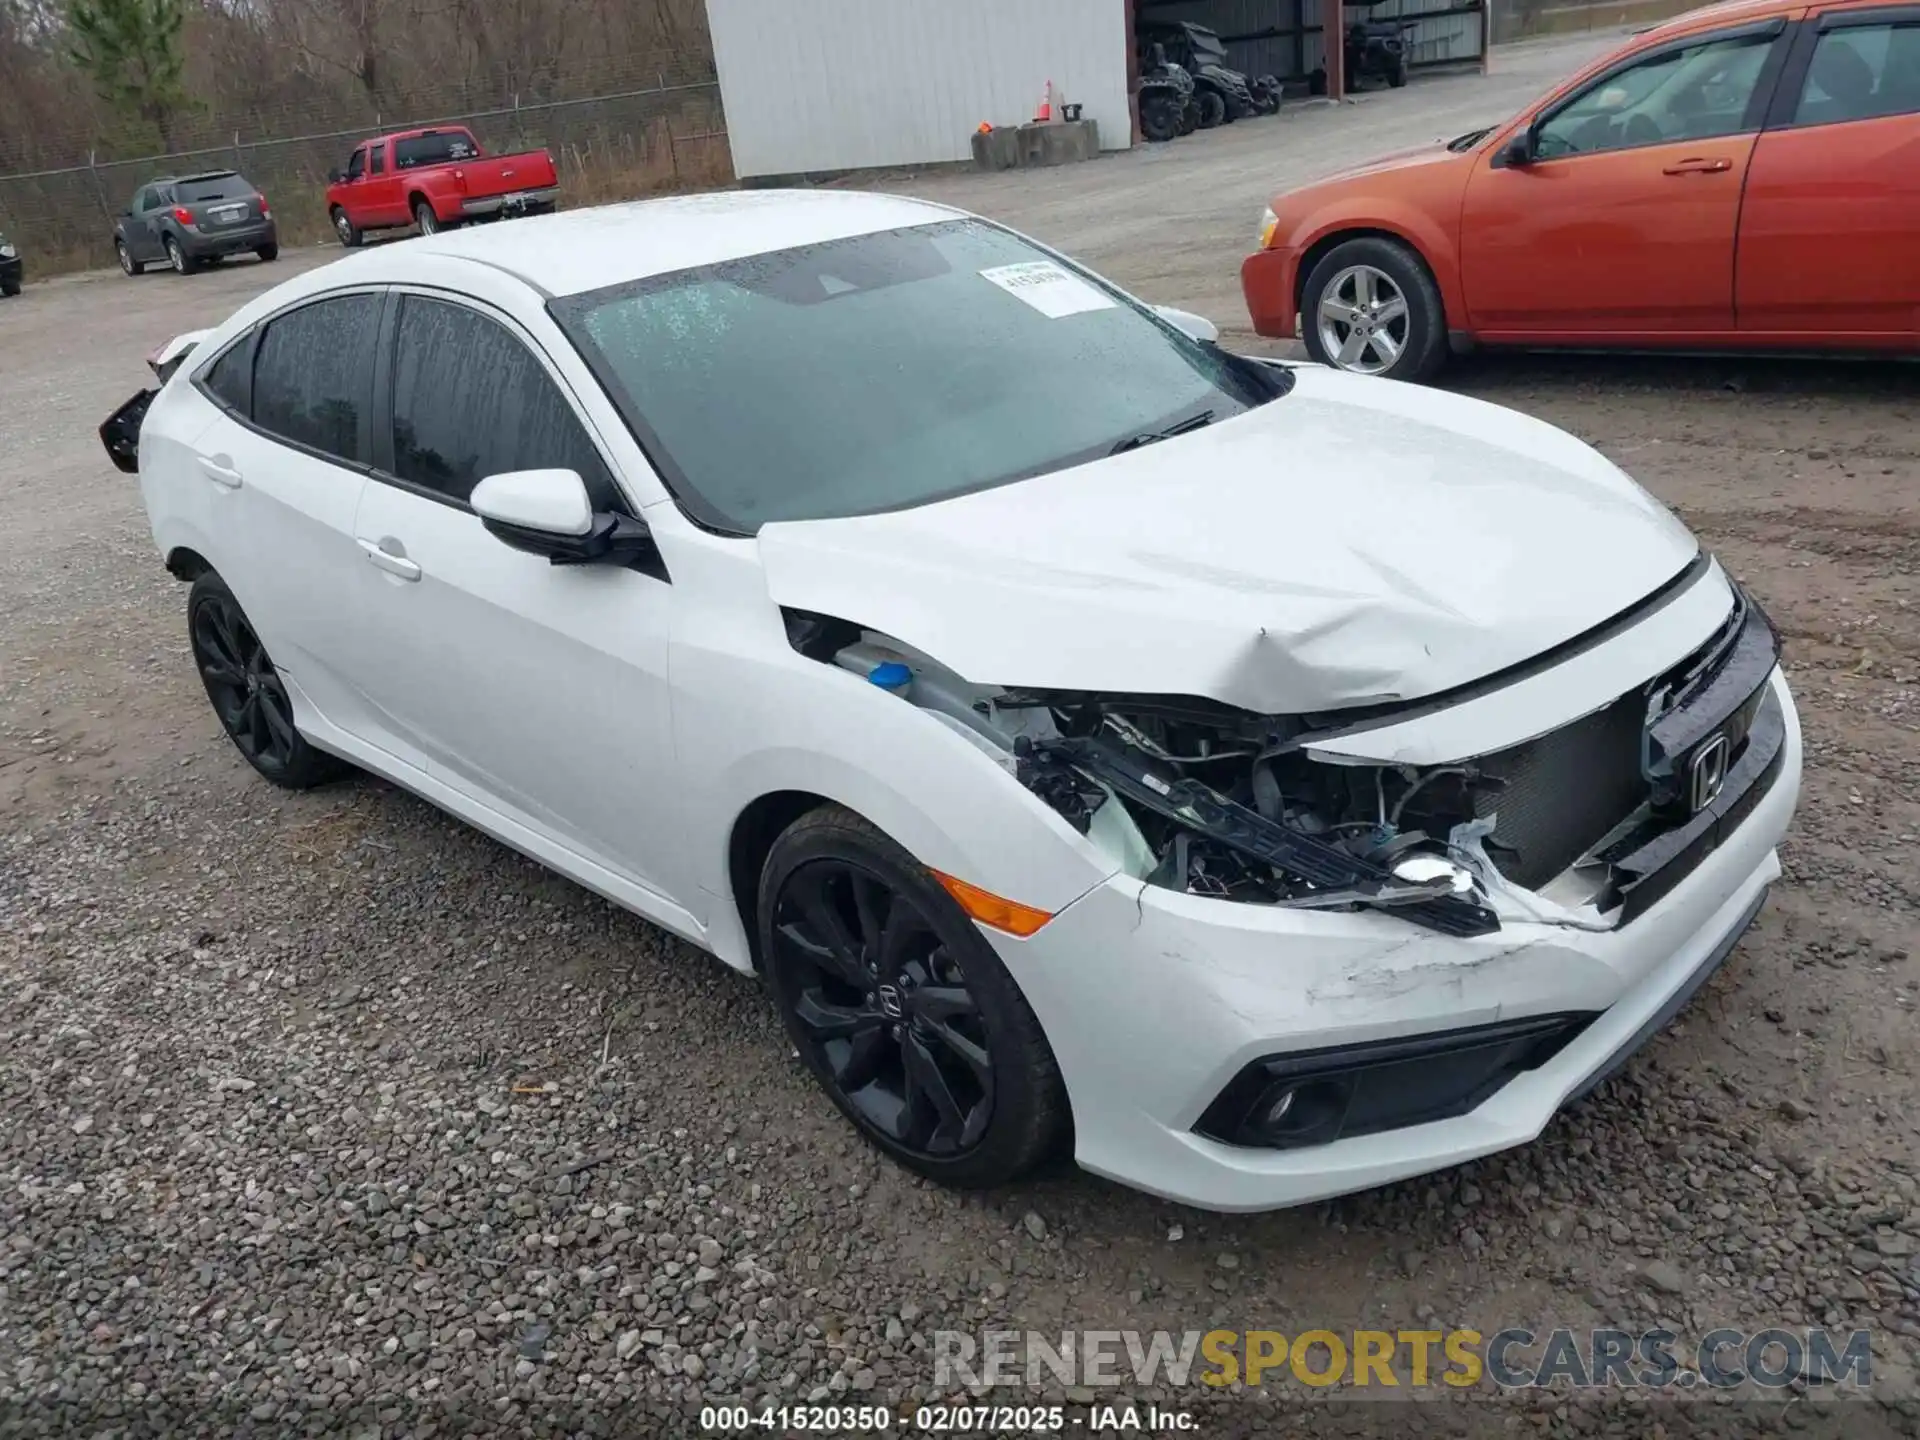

{"left": 101, "top": 191, "right": 1800, "bottom": 1212}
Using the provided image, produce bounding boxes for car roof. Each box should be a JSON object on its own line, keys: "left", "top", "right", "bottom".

{"left": 327, "top": 189, "right": 969, "bottom": 298}
{"left": 1637, "top": 0, "right": 1871, "bottom": 39}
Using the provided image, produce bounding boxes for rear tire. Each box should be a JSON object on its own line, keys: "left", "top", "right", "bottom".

{"left": 1196, "top": 89, "right": 1226, "bottom": 128}
{"left": 1390, "top": 53, "right": 1410, "bottom": 87}
{"left": 331, "top": 207, "right": 362, "bottom": 248}
{"left": 165, "top": 235, "right": 197, "bottom": 276}
{"left": 758, "top": 805, "right": 1069, "bottom": 1190}
{"left": 413, "top": 199, "right": 442, "bottom": 236}
{"left": 0, "top": 276, "right": 17, "bottom": 297}
{"left": 256, "top": 243, "right": 279, "bottom": 262}
{"left": 1300, "top": 235, "right": 1448, "bottom": 383}
{"left": 187, "top": 573, "right": 350, "bottom": 791}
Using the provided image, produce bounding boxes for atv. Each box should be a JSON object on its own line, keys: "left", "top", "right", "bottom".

{"left": 1138, "top": 19, "right": 1260, "bottom": 127}
{"left": 1137, "top": 41, "right": 1198, "bottom": 142}
{"left": 1345, "top": 1, "right": 1416, "bottom": 89}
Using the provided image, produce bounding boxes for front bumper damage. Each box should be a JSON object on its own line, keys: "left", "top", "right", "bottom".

{"left": 790, "top": 559, "right": 1800, "bottom": 1209}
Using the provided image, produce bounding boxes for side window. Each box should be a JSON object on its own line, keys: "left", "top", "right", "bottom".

{"left": 251, "top": 295, "right": 379, "bottom": 464}
{"left": 1536, "top": 32, "right": 1778, "bottom": 157}
{"left": 346, "top": 148, "right": 366, "bottom": 182}
{"left": 1792, "top": 22, "right": 1920, "bottom": 125}
{"left": 201, "top": 339, "right": 250, "bottom": 412}
{"left": 388, "top": 295, "right": 616, "bottom": 507}
{"left": 369, "top": 145, "right": 386, "bottom": 175}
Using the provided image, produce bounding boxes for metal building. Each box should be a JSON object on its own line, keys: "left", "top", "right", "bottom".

{"left": 706, "top": 0, "right": 1135, "bottom": 180}
{"left": 704, "top": 0, "right": 1487, "bottom": 181}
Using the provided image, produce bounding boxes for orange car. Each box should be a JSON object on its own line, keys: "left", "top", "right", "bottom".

{"left": 1242, "top": 0, "right": 1920, "bottom": 381}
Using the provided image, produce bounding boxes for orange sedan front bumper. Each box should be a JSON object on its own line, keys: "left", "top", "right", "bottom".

{"left": 1240, "top": 247, "right": 1299, "bottom": 339}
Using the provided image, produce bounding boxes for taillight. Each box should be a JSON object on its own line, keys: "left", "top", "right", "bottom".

{"left": 172, "top": 206, "right": 193, "bottom": 225}
{"left": 256, "top": 192, "right": 270, "bottom": 217}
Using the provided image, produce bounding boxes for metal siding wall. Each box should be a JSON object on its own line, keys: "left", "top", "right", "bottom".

{"left": 707, "top": 0, "right": 1132, "bottom": 178}
{"left": 1363, "top": 0, "right": 1486, "bottom": 68}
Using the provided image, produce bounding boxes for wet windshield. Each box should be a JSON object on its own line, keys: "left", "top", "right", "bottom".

{"left": 554, "top": 220, "right": 1289, "bottom": 532}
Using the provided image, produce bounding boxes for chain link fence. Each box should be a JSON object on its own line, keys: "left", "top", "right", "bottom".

{"left": 0, "top": 78, "right": 730, "bottom": 273}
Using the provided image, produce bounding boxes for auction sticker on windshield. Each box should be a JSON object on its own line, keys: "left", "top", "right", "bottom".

{"left": 979, "top": 261, "right": 1116, "bottom": 319}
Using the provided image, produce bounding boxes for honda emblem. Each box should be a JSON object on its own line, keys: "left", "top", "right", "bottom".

{"left": 1688, "top": 733, "right": 1731, "bottom": 813}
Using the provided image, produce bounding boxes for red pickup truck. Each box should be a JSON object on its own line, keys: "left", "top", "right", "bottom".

{"left": 324, "top": 126, "right": 559, "bottom": 247}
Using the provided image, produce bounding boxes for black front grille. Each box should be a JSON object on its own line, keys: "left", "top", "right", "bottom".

{"left": 1468, "top": 582, "right": 1781, "bottom": 909}
{"left": 1474, "top": 692, "right": 1648, "bottom": 890}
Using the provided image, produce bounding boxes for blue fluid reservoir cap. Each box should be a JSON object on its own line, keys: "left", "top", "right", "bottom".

{"left": 869, "top": 661, "right": 912, "bottom": 692}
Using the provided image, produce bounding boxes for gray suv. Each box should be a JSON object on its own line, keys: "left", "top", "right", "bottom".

{"left": 114, "top": 171, "right": 278, "bottom": 276}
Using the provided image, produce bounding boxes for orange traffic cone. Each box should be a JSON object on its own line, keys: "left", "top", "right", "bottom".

{"left": 1035, "top": 79, "right": 1054, "bottom": 123}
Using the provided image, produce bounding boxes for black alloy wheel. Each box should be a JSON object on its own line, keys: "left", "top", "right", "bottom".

{"left": 759, "top": 806, "right": 1067, "bottom": 1188}
{"left": 187, "top": 572, "right": 347, "bottom": 789}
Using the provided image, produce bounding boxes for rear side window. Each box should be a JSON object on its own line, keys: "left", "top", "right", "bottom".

{"left": 387, "top": 295, "right": 614, "bottom": 506}
{"left": 1792, "top": 21, "right": 1920, "bottom": 124}
{"left": 201, "top": 341, "right": 250, "bottom": 412}
{"left": 370, "top": 147, "right": 387, "bottom": 175}
{"left": 251, "top": 295, "right": 378, "bottom": 464}
{"left": 394, "top": 131, "right": 477, "bottom": 168}
{"left": 175, "top": 173, "right": 247, "bottom": 203}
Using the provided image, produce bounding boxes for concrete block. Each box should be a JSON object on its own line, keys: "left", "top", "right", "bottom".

{"left": 971, "top": 118, "right": 1101, "bottom": 172}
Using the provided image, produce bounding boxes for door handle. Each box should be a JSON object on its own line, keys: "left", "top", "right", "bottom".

{"left": 196, "top": 455, "right": 243, "bottom": 488}
{"left": 1662, "top": 157, "right": 1732, "bottom": 175}
{"left": 359, "top": 539, "right": 422, "bottom": 582}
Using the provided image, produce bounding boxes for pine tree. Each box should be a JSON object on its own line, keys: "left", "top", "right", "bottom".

{"left": 65, "top": 0, "right": 192, "bottom": 150}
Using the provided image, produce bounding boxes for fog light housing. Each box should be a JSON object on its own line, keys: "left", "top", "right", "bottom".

{"left": 1196, "top": 1013, "right": 1594, "bottom": 1150}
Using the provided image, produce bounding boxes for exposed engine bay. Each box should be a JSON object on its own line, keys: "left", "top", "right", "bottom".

{"left": 784, "top": 584, "right": 1782, "bottom": 940}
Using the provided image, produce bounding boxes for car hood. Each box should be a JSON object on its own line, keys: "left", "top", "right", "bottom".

{"left": 755, "top": 365, "right": 1700, "bottom": 715}
{"left": 1313, "top": 138, "right": 1472, "bottom": 186}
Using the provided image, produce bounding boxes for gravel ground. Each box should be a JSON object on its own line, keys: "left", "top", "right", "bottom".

{"left": 4, "top": 39, "right": 1919, "bottom": 1439}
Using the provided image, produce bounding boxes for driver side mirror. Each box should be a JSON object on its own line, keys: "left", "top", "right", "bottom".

{"left": 1152, "top": 304, "right": 1220, "bottom": 345}
{"left": 470, "top": 468, "right": 664, "bottom": 574}
{"left": 328, "top": 168, "right": 345, "bottom": 184}
{"left": 1499, "top": 127, "right": 1535, "bottom": 167}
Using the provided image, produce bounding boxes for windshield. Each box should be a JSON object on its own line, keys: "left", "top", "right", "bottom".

{"left": 176, "top": 174, "right": 249, "bottom": 202}
{"left": 395, "top": 131, "right": 478, "bottom": 168}
{"left": 1185, "top": 26, "right": 1229, "bottom": 64}
{"left": 553, "top": 220, "right": 1288, "bottom": 533}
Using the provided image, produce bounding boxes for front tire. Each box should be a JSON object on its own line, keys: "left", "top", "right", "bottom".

{"left": 187, "top": 573, "right": 349, "bottom": 790}
{"left": 758, "top": 805, "right": 1068, "bottom": 1189}
{"left": 1299, "top": 235, "right": 1448, "bottom": 383}
{"left": 1140, "top": 93, "right": 1181, "bottom": 143}
{"left": 117, "top": 238, "right": 146, "bottom": 277}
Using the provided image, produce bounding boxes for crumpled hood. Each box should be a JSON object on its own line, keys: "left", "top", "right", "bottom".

{"left": 755, "top": 366, "right": 1700, "bottom": 715}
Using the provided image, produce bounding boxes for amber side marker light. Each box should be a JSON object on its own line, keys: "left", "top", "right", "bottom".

{"left": 930, "top": 870, "right": 1053, "bottom": 937}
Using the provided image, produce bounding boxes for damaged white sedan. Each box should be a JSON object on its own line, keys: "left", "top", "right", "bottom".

{"left": 103, "top": 191, "right": 1800, "bottom": 1211}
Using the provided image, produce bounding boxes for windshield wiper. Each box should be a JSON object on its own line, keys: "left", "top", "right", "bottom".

{"left": 1109, "top": 409, "right": 1217, "bottom": 456}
